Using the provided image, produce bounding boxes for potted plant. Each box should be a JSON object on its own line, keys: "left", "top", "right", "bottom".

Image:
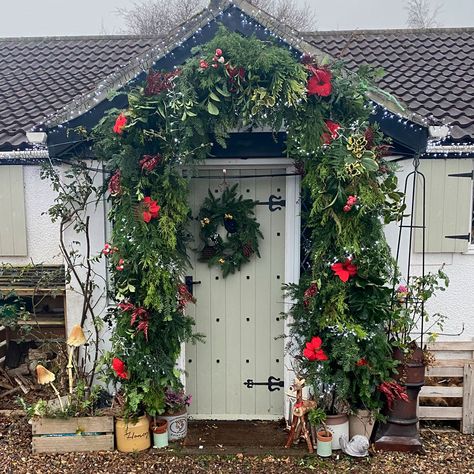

{"left": 375, "top": 268, "right": 449, "bottom": 451}
{"left": 20, "top": 334, "right": 114, "bottom": 455}
{"left": 308, "top": 407, "right": 332, "bottom": 457}
{"left": 160, "top": 388, "right": 192, "bottom": 441}
{"left": 150, "top": 418, "right": 168, "bottom": 448}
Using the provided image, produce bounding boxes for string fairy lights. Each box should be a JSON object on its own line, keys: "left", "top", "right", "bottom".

{"left": 7, "top": 0, "right": 469, "bottom": 161}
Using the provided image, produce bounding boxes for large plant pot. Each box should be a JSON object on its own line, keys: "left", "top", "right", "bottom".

{"left": 160, "top": 410, "right": 188, "bottom": 441}
{"left": 374, "top": 345, "right": 425, "bottom": 452}
{"left": 115, "top": 415, "right": 151, "bottom": 452}
{"left": 326, "top": 413, "right": 349, "bottom": 450}
{"left": 349, "top": 410, "right": 375, "bottom": 439}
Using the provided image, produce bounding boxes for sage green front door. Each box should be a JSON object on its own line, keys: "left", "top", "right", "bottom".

{"left": 185, "top": 168, "right": 285, "bottom": 419}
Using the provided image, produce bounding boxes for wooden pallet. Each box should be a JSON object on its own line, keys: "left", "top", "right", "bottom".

{"left": 31, "top": 416, "right": 114, "bottom": 453}
{"left": 418, "top": 341, "right": 474, "bottom": 434}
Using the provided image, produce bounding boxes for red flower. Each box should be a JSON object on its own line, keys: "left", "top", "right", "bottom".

{"left": 303, "top": 336, "right": 328, "bottom": 361}
{"left": 142, "top": 197, "right": 161, "bottom": 223}
{"left": 307, "top": 68, "right": 332, "bottom": 97}
{"left": 102, "top": 243, "right": 117, "bottom": 256}
{"left": 356, "top": 358, "right": 368, "bottom": 367}
{"left": 113, "top": 113, "right": 127, "bottom": 134}
{"left": 112, "top": 357, "right": 129, "bottom": 379}
{"left": 215, "top": 48, "right": 223, "bottom": 57}
{"left": 139, "top": 154, "right": 160, "bottom": 172}
{"left": 331, "top": 258, "right": 358, "bottom": 282}
{"left": 199, "top": 59, "right": 209, "bottom": 69}
{"left": 322, "top": 120, "right": 340, "bottom": 144}
{"left": 108, "top": 170, "right": 122, "bottom": 196}
{"left": 116, "top": 258, "right": 125, "bottom": 271}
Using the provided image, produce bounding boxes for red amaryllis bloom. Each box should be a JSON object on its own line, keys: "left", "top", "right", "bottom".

{"left": 142, "top": 196, "right": 161, "bottom": 223}
{"left": 108, "top": 170, "right": 122, "bottom": 196}
{"left": 322, "top": 120, "right": 341, "bottom": 144}
{"left": 112, "top": 357, "right": 129, "bottom": 379}
{"left": 331, "top": 258, "right": 358, "bottom": 282}
{"left": 356, "top": 358, "right": 368, "bottom": 367}
{"left": 307, "top": 68, "right": 332, "bottom": 97}
{"left": 303, "top": 336, "right": 328, "bottom": 361}
{"left": 113, "top": 113, "right": 127, "bottom": 134}
{"left": 139, "top": 154, "right": 160, "bottom": 172}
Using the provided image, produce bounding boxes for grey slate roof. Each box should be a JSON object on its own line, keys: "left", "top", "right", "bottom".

{"left": 304, "top": 28, "right": 474, "bottom": 142}
{"left": 0, "top": 36, "right": 155, "bottom": 151}
{"left": 0, "top": 27, "right": 473, "bottom": 151}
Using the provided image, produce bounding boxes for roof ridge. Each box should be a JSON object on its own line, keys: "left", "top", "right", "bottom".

{"left": 0, "top": 34, "right": 163, "bottom": 42}
{"left": 305, "top": 27, "right": 474, "bottom": 36}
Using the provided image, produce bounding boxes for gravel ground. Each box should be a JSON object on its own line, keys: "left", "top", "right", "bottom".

{"left": 0, "top": 416, "right": 473, "bottom": 473}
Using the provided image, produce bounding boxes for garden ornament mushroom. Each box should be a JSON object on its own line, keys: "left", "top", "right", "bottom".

{"left": 66, "top": 324, "right": 86, "bottom": 394}
{"left": 36, "top": 364, "right": 64, "bottom": 411}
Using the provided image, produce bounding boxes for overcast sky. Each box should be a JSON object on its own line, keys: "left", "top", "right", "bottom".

{"left": 0, "top": 0, "right": 472, "bottom": 37}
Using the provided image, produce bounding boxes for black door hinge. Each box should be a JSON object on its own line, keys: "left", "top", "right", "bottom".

{"left": 243, "top": 376, "right": 284, "bottom": 392}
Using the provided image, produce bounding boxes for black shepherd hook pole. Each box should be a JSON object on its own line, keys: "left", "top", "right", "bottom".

{"left": 391, "top": 154, "right": 426, "bottom": 346}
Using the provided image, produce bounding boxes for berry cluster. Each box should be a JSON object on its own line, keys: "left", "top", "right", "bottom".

{"left": 343, "top": 195, "right": 358, "bottom": 213}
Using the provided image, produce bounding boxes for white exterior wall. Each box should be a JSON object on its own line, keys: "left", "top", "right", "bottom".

{"left": 385, "top": 159, "right": 474, "bottom": 341}
{"left": 0, "top": 165, "right": 62, "bottom": 266}
{"left": 4, "top": 159, "right": 474, "bottom": 354}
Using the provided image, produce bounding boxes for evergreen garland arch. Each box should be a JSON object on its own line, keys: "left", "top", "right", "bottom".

{"left": 95, "top": 26, "right": 404, "bottom": 417}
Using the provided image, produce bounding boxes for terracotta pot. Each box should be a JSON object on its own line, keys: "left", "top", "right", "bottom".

{"left": 326, "top": 413, "right": 349, "bottom": 450}
{"left": 151, "top": 419, "right": 168, "bottom": 449}
{"left": 316, "top": 430, "right": 333, "bottom": 457}
{"left": 160, "top": 409, "right": 188, "bottom": 441}
{"left": 115, "top": 415, "right": 151, "bottom": 452}
{"left": 349, "top": 409, "right": 375, "bottom": 438}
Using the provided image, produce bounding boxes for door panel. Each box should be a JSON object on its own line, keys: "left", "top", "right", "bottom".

{"left": 185, "top": 168, "right": 285, "bottom": 418}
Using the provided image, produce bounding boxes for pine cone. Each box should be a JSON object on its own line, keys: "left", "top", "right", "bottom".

{"left": 242, "top": 243, "right": 253, "bottom": 258}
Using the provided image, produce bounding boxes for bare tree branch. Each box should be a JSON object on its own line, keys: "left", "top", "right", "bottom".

{"left": 406, "top": 0, "right": 443, "bottom": 29}
{"left": 118, "top": 0, "right": 317, "bottom": 36}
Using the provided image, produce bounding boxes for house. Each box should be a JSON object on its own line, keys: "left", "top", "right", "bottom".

{"left": 0, "top": 0, "right": 473, "bottom": 420}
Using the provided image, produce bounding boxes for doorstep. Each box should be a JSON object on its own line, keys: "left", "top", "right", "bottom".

{"left": 181, "top": 419, "right": 308, "bottom": 456}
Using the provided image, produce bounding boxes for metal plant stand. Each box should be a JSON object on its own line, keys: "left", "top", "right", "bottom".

{"left": 375, "top": 155, "right": 426, "bottom": 453}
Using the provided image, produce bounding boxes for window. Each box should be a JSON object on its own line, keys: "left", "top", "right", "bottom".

{"left": 0, "top": 165, "right": 27, "bottom": 256}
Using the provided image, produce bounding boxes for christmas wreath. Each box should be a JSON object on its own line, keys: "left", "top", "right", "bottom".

{"left": 197, "top": 184, "right": 263, "bottom": 277}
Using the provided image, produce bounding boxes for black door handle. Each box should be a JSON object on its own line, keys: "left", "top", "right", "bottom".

{"left": 185, "top": 276, "right": 201, "bottom": 295}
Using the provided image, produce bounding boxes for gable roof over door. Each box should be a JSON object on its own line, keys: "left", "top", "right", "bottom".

{"left": 0, "top": 0, "right": 472, "bottom": 156}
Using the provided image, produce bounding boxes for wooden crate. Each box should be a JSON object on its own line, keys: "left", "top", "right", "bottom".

{"left": 418, "top": 341, "right": 474, "bottom": 434}
{"left": 31, "top": 416, "right": 114, "bottom": 453}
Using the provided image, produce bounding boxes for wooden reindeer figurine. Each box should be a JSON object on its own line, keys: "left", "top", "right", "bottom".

{"left": 285, "top": 377, "right": 317, "bottom": 453}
